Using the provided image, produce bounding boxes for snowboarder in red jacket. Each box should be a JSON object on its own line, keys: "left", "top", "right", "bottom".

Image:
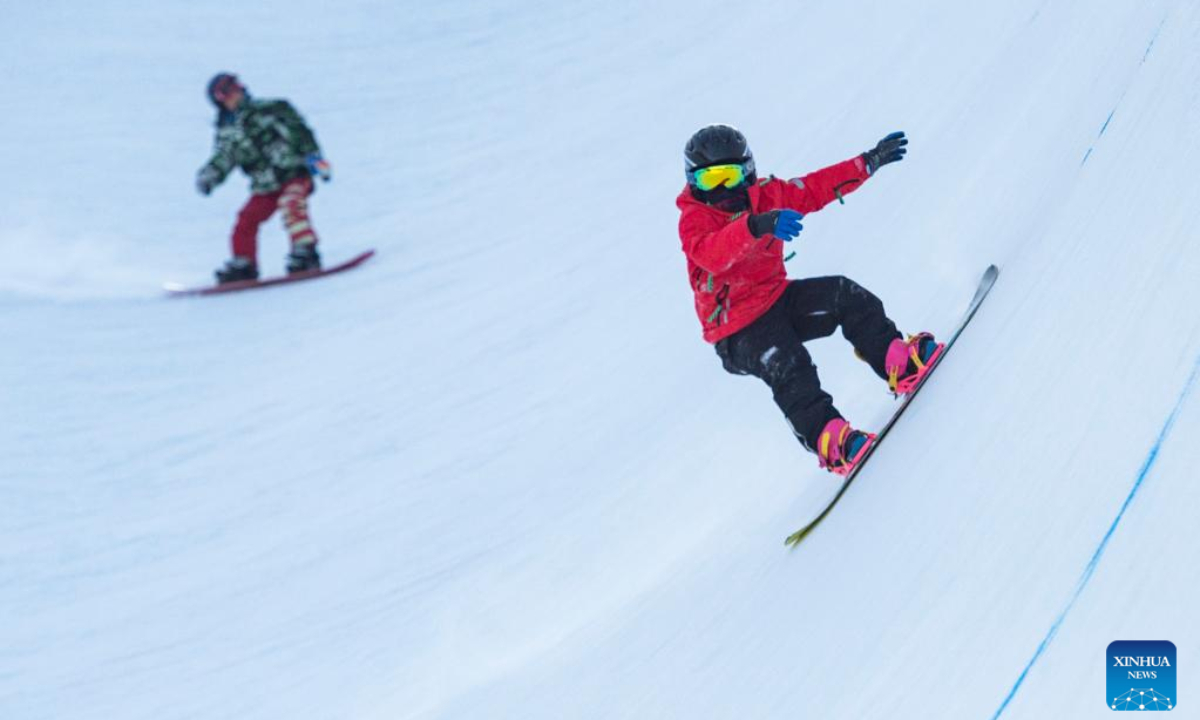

{"left": 677, "top": 125, "right": 942, "bottom": 475}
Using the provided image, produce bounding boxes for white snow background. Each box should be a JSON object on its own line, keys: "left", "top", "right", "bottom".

{"left": 2, "top": 0, "right": 1199, "bottom": 718}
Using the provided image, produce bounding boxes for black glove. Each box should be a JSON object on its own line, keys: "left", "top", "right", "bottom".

{"left": 747, "top": 209, "right": 804, "bottom": 241}
{"left": 196, "top": 167, "right": 219, "bottom": 196}
{"left": 862, "top": 131, "right": 908, "bottom": 174}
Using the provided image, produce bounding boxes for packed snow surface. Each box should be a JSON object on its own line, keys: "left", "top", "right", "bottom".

{"left": 3, "top": 1, "right": 1199, "bottom": 718}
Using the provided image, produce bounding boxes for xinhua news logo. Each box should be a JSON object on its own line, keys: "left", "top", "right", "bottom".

{"left": 1108, "top": 641, "right": 1176, "bottom": 711}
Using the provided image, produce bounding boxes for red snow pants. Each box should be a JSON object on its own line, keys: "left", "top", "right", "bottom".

{"left": 231, "top": 175, "right": 318, "bottom": 260}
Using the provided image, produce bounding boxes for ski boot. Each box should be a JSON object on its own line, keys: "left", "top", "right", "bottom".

{"left": 885, "top": 332, "right": 944, "bottom": 395}
{"left": 816, "top": 418, "right": 875, "bottom": 476}
{"left": 286, "top": 243, "right": 321, "bottom": 274}
{"left": 215, "top": 257, "right": 259, "bottom": 284}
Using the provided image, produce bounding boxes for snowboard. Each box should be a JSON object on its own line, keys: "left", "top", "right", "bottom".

{"left": 785, "top": 264, "right": 999, "bottom": 548}
{"left": 164, "top": 249, "right": 375, "bottom": 297}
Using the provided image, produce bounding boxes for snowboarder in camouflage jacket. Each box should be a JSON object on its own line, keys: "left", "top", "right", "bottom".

{"left": 196, "top": 73, "right": 332, "bottom": 283}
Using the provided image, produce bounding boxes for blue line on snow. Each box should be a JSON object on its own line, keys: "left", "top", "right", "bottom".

{"left": 1080, "top": 14, "right": 1166, "bottom": 166}
{"left": 989, "top": 350, "right": 1200, "bottom": 720}
{"left": 1141, "top": 16, "right": 1166, "bottom": 64}
{"left": 1082, "top": 109, "right": 1118, "bottom": 166}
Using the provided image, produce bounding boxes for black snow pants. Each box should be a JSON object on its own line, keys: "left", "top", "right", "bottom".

{"left": 714, "top": 276, "right": 901, "bottom": 453}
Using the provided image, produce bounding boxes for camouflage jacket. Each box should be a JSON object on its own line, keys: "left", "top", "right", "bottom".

{"left": 198, "top": 98, "right": 321, "bottom": 195}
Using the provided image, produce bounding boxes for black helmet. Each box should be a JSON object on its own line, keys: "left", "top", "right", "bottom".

{"left": 684, "top": 124, "right": 756, "bottom": 184}
{"left": 207, "top": 72, "right": 245, "bottom": 107}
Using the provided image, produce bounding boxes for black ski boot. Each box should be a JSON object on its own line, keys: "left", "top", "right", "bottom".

{"left": 215, "top": 257, "right": 259, "bottom": 284}
{"left": 286, "top": 243, "right": 321, "bottom": 274}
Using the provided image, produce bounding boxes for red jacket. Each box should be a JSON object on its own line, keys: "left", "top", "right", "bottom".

{"left": 677, "top": 156, "right": 871, "bottom": 343}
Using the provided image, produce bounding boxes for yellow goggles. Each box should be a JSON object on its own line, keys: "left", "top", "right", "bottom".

{"left": 690, "top": 163, "right": 749, "bottom": 191}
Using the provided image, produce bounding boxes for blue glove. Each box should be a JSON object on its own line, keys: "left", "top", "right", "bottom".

{"left": 306, "top": 153, "right": 332, "bottom": 182}
{"left": 748, "top": 209, "right": 804, "bottom": 241}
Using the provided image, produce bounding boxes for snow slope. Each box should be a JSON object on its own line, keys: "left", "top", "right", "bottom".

{"left": 3, "top": 1, "right": 1200, "bottom": 718}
